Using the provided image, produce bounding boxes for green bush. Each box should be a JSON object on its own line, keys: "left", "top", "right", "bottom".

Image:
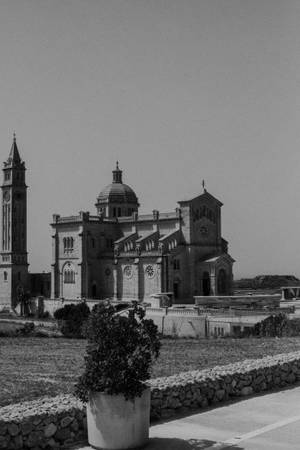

{"left": 54, "top": 302, "right": 90, "bottom": 338}
{"left": 288, "top": 318, "right": 300, "bottom": 336}
{"left": 0, "top": 321, "right": 35, "bottom": 337}
{"left": 238, "top": 314, "right": 300, "bottom": 338}
{"left": 255, "top": 314, "right": 288, "bottom": 337}
{"left": 74, "top": 303, "right": 161, "bottom": 402}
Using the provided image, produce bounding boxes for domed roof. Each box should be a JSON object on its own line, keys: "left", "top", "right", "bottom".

{"left": 97, "top": 163, "right": 139, "bottom": 205}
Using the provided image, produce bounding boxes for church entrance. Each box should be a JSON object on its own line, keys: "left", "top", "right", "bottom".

{"left": 202, "top": 272, "right": 211, "bottom": 296}
{"left": 92, "top": 283, "right": 97, "bottom": 298}
{"left": 217, "top": 269, "right": 227, "bottom": 295}
{"left": 173, "top": 282, "right": 179, "bottom": 300}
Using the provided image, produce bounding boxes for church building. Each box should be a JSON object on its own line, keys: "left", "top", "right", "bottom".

{"left": 51, "top": 163, "right": 235, "bottom": 303}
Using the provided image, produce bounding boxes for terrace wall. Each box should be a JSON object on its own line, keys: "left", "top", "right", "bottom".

{"left": 1, "top": 352, "right": 300, "bottom": 449}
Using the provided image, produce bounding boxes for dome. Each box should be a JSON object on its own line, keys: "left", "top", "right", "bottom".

{"left": 97, "top": 182, "right": 138, "bottom": 204}
{"left": 96, "top": 162, "right": 139, "bottom": 206}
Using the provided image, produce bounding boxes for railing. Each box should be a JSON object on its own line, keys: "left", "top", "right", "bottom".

{"left": 56, "top": 216, "right": 80, "bottom": 223}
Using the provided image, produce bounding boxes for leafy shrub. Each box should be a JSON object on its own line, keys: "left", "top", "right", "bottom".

{"left": 288, "top": 318, "right": 300, "bottom": 336}
{"left": 38, "top": 311, "right": 50, "bottom": 319}
{"left": 74, "top": 303, "right": 161, "bottom": 402}
{"left": 0, "top": 321, "right": 35, "bottom": 337}
{"left": 240, "top": 314, "right": 300, "bottom": 338}
{"left": 241, "top": 314, "right": 288, "bottom": 338}
{"left": 54, "top": 302, "right": 90, "bottom": 338}
{"left": 18, "top": 322, "right": 35, "bottom": 335}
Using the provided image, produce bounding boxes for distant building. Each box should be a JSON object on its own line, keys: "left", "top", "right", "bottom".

{"left": 51, "top": 163, "right": 235, "bottom": 302}
{"left": 0, "top": 138, "right": 235, "bottom": 309}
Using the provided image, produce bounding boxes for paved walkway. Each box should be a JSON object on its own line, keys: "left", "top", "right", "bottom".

{"left": 75, "top": 384, "right": 300, "bottom": 449}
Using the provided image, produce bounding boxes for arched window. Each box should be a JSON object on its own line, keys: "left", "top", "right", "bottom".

{"left": 63, "top": 264, "right": 75, "bottom": 284}
{"left": 63, "top": 237, "right": 74, "bottom": 252}
{"left": 173, "top": 259, "right": 180, "bottom": 270}
{"left": 4, "top": 271, "right": 7, "bottom": 281}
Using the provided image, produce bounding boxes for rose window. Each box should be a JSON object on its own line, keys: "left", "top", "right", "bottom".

{"left": 124, "top": 265, "right": 133, "bottom": 279}
{"left": 145, "top": 265, "right": 155, "bottom": 278}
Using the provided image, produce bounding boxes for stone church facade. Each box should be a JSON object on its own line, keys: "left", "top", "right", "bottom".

{"left": 51, "top": 163, "right": 234, "bottom": 303}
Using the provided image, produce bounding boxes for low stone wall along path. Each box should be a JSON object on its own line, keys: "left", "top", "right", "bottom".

{"left": 2, "top": 351, "right": 300, "bottom": 449}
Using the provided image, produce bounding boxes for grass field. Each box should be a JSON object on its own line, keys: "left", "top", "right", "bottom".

{"left": 2, "top": 336, "right": 300, "bottom": 407}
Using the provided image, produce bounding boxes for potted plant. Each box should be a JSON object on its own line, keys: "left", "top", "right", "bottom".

{"left": 75, "top": 302, "right": 161, "bottom": 450}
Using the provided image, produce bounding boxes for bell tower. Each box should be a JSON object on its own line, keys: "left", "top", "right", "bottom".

{"left": 0, "top": 134, "right": 28, "bottom": 309}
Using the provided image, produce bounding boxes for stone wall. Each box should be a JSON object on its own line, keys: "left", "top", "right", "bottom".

{"left": 148, "top": 311, "right": 206, "bottom": 338}
{"left": 0, "top": 395, "right": 86, "bottom": 450}
{"left": 149, "top": 351, "right": 300, "bottom": 419}
{"left": 1, "top": 352, "right": 300, "bottom": 449}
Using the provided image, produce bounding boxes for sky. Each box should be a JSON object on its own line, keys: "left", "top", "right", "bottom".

{"left": 0, "top": 0, "right": 300, "bottom": 279}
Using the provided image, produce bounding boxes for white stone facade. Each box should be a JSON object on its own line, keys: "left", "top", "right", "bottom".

{"left": 51, "top": 165, "right": 235, "bottom": 303}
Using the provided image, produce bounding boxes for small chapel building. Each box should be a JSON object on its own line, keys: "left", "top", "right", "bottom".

{"left": 51, "top": 163, "right": 234, "bottom": 303}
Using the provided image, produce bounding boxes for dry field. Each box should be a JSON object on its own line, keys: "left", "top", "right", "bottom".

{"left": 2, "top": 336, "right": 300, "bottom": 407}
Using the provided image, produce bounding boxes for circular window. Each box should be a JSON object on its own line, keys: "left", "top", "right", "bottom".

{"left": 145, "top": 265, "right": 155, "bottom": 278}
{"left": 124, "top": 265, "right": 133, "bottom": 279}
{"left": 105, "top": 267, "right": 111, "bottom": 277}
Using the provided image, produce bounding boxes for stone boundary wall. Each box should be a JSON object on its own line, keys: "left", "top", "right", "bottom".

{"left": 2, "top": 352, "right": 300, "bottom": 449}
{"left": 0, "top": 396, "right": 86, "bottom": 450}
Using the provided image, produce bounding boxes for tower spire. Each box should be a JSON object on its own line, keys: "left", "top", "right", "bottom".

{"left": 112, "top": 161, "right": 122, "bottom": 183}
{"left": 8, "top": 132, "right": 21, "bottom": 165}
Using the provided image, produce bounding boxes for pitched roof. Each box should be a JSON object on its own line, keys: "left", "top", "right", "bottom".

{"left": 178, "top": 190, "right": 223, "bottom": 206}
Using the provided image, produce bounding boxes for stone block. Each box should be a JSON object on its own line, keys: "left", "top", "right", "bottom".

{"left": 55, "top": 427, "right": 71, "bottom": 441}
{"left": 60, "top": 416, "right": 73, "bottom": 428}
{"left": 13, "top": 434, "right": 23, "bottom": 449}
{"left": 20, "top": 421, "right": 33, "bottom": 435}
{"left": 25, "top": 430, "right": 44, "bottom": 447}
{"left": 287, "top": 373, "right": 296, "bottom": 384}
{"left": 8, "top": 423, "right": 19, "bottom": 437}
{"left": 241, "top": 386, "right": 253, "bottom": 396}
{"left": 44, "top": 423, "right": 57, "bottom": 438}
{"left": 46, "top": 438, "right": 58, "bottom": 448}
{"left": 215, "top": 389, "right": 225, "bottom": 401}
{"left": 0, "top": 436, "right": 9, "bottom": 450}
{"left": 71, "top": 419, "right": 79, "bottom": 432}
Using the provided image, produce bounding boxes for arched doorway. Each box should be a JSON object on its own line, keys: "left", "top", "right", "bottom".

{"left": 217, "top": 269, "right": 227, "bottom": 295}
{"left": 92, "top": 283, "right": 97, "bottom": 298}
{"left": 173, "top": 282, "right": 179, "bottom": 300}
{"left": 202, "top": 272, "right": 211, "bottom": 296}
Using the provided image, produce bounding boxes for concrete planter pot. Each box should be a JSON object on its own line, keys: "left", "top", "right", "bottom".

{"left": 87, "top": 388, "right": 151, "bottom": 450}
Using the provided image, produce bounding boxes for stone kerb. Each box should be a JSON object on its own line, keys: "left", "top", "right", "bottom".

{"left": 1, "top": 352, "right": 300, "bottom": 449}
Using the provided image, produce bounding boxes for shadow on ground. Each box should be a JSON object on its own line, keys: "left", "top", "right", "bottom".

{"left": 144, "top": 437, "right": 244, "bottom": 449}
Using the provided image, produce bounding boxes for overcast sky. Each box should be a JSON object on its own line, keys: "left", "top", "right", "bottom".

{"left": 0, "top": 0, "right": 300, "bottom": 279}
